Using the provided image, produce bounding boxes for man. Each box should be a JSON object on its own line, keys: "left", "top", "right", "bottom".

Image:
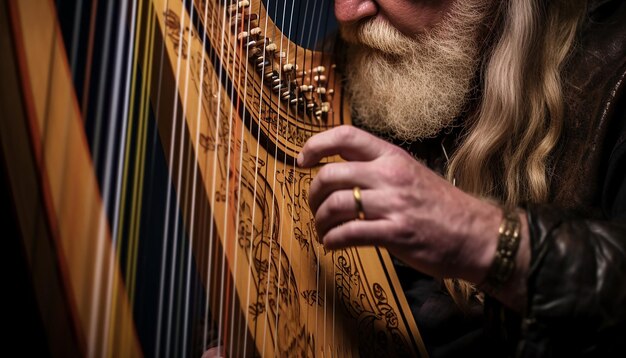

{"left": 204, "top": 0, "right": 625, "bottom": 356}
{"left": 296, "top": 0, "right": 626, "bottom": 356}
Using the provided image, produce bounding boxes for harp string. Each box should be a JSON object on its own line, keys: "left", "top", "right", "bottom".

{"left": 229, "top": 0, "right": 259, "bottom": 354}
{"left": 80, "top": 0, "right": 98, "bottom": 118}
{"left": 260, "top": 0, "right": 275, "bottom": 353}
{"left": 78, "top": 0, "right": 133, "bottom": 355}
{"left": 178, "top": 0, "right": 201, "bottom": 353}
{"left": 185, "top": 0, "right": 214, "bottom": 355}
{"left": 175, "top": 0, "right": 199, "bottom": 354}
{"left": 242, "top": 0, "right": 268, "bottom": 354}
{"left": 259, "top": 0, "right": 285, "bottom": 353}
{"left": 161, "top": 0, "right": 192, "bottom": 355}
{"left": 155, "top": 0, "right": 177, "bottom": 353}
{"left": 106, "top": 1, "right": 141, "bottom": 356}
{"left": 201, "top": 0, "right": 224, "bottom": 350}
{"left": 219, "top": 0, "right": 240, "bottom": 352}
{"left": 324, "top": 4, "right": 340, "bottom": 353}
{"left": 212, "top": 0, "right": 231, "bottom": 351}
{"left": 270, "top": 0, "right": 295, "bottom": 354}
{"left": 300, "top": 0, "right": 314, "bottom": 348}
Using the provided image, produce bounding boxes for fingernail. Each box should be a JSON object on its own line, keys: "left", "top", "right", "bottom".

{"left": 297, "top": 152, "right": 304, "bottom": 167}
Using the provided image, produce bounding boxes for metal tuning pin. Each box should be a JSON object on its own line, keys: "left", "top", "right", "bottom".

{"left": 274, "top": 51, "right": 287, "bottom": 64}
{"left": 313, "top": 66, "right": 326, "bottom": 74}
{"left": 265, "top": 43, "right": 277, "bottom": 53}
{"left": 230, "top": 12, "right": 258, "bottom": 28}
{"left": 224, "top": 1, "right": 337, "bottom": 119}
{"left": 228, "top": 0, "right": 250, "bottom": 14}
{"left": 313, "top": 75, "right": 327, "bottom": 85}
{"left": 283, "top": 63, "right": 298, "bottom": 73}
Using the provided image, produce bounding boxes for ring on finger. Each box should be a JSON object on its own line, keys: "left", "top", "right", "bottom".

{"left": 353, "top": 186, "right": 366, "bottom": 220}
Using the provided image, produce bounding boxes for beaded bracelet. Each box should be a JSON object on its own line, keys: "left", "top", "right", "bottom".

{"left": 483, "top": 209, "right": 521, "bottom": 291}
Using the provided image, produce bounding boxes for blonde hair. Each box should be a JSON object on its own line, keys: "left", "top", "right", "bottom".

{"left": 445, "top": 0, "right": 587, "bottom": 309}
{"left": 449, "top": 0, "right": 587, "bottom": 206}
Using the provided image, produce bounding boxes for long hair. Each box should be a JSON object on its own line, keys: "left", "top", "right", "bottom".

{"left": 444, "top": 0, "right": 587, "bottom": 309}
{"left": 450, "top": 0, "right": 587, "bottom": 206}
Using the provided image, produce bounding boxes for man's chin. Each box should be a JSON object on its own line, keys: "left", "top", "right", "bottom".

{"left": 342, "top": 1, "right": 486, "bottom": 142}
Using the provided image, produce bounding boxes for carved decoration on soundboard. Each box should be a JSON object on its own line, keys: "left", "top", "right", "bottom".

{"left": 276, "top": 169, "right": 320, "bottom": 261}
{"left": 190, "top": 50, "right": 221, "bottom": 117}
{"left": 163, "top": 9, "right": 189, "bottom": 58}
{"left": 334, "top": 251, "right": 412, "bottom": 356}
{"left": 301, "top": 289, "right": 324, "bottom": 307}
{"left": 230, "top": 167, "right": 314, "bottom": 356}
{"left": 163, "top": 2, "right": 415, "bottom": 355}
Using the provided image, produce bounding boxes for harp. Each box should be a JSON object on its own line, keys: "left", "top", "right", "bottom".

{"left": 1, "top": 0, "right": 428, "bottom": 356}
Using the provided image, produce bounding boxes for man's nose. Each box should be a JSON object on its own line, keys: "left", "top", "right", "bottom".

{"left": 334, "top": 0, "right": 377, "bottom": 24}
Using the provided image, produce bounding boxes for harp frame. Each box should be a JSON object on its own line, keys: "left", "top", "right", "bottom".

{"left": 1, "top": 0, "right": 428, "bottom": 356}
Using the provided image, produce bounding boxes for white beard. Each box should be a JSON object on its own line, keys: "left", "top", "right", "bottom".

{"left": 340, "top": 1, "right": 489, "bottom": 141}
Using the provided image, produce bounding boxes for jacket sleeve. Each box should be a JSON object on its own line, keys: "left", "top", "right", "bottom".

{"left": 518, "top": 204, "right": 626, "bottom": 356}
{"left": 514, "top": 126, "right": 626, "bottom": 356}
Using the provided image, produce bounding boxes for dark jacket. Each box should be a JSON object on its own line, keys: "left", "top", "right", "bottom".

{"left": 514, "top": 0, "right": 626, "bottom": 355}
{"left": 394, "top": 0, "right": 626, "bottom": 356}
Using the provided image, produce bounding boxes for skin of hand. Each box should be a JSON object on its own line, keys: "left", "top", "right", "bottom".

{"left": 298, "top": 126, "right": 530, "bottom": 310}
{"left": 202, "top": 347, "right": 224, "bottom": 358}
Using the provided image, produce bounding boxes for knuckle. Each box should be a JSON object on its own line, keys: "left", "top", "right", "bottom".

{"left": 327, "top": 193, "right": 344, "bottom": 215}
{"left": 316, "top": 165, "right": 333, "bottom": 185}
{"left": 334, "top": 125, "right": 357, "bottom": 142}
{"left": 390, "top": 217, "right": 414, "bottom": 241}
{"left": 382, "top": 165, "right": 408, "bottom": 186}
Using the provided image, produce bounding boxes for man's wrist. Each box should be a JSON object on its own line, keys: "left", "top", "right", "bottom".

{"left": 482, "top": 209, "right": 522, "bottom": 290}
{"left": 480, "top": 209, "right": 530, "bottom": 312}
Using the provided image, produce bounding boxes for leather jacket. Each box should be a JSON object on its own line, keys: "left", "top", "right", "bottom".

{"left": 392, "top": 0, "right": 626, "bottom": 356}
{"left": 512, "top": 0, "right": 626, "bottom": 356}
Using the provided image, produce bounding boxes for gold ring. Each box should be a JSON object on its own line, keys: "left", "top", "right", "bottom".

{"left": 353, "top": 186, "right": 365, "bottom": 220}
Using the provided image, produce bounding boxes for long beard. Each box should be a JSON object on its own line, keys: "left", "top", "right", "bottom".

{"left": 341, "top": 1, "right": 489, "bottom": 141}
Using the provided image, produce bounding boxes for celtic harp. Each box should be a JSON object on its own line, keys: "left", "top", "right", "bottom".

{"left": 1, "top": 0, "right": 428, "bottom": 357}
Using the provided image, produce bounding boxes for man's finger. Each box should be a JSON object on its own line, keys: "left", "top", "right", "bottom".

{"left": 314, "top": 189, "right": 387, "bottom": 238}
{"left": 308, "top": 161, "right": 379, "bottom": 213}
{"left": 321, "top": 219, "right": 396, "bottom": 250}
{"left": 298, "top": 126, "right": 390, "bottom": 167}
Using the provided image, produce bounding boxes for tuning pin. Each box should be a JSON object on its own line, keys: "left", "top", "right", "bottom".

{"left": 281, "top": 90, "right": 292, "bottom": 101}
{"left": 321, "top": 102, "right": 331, "bottom": 113}
{"left": 230, "top": 13, "right": 258, "bottom": 27}
{"left": 273, "top": 81, "right": 286, "bottom": 92}
{"left": 313, "top": 66, "right": 326, "bottom": 74}
{"left": 264, "top": 70, "right": 279, "bottom": 80}
{"left": 274, "top": 51, "right": 287, "bottom": 63}
{"left": 255, "top": 57, "right": 270, "bottom": 70}
{"left": 265, "top": 43, "right": 277, "bottom": 53}
{"left": 250, "top": 27, "right": 262, "bottom": 37}
{"left": 314, "top": 75, "right": 327, "bottom": 84}
{"left": 248, "top": 46, "right": 262, "bottom": 58}
{"left": 237, "top": 32, "right": 257, "bottom": 48}
{"left": 255, "top": 37, "right": 270, "bottom": 48}
{"left": 228, "top": 0, "right": 250, "bottom": 14}
{"left": 324, "top": 88, "right": 335, "bottom": 102}
{"left": 283, "top": 63, "right": 298, "bottom": 73}
{"left": 299, "top": 85, "right": 313, "bottom": 93}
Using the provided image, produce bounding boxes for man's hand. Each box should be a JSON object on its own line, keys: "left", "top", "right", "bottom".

{"left": 298, "top": 126, "right": 505, "bottom": 284}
